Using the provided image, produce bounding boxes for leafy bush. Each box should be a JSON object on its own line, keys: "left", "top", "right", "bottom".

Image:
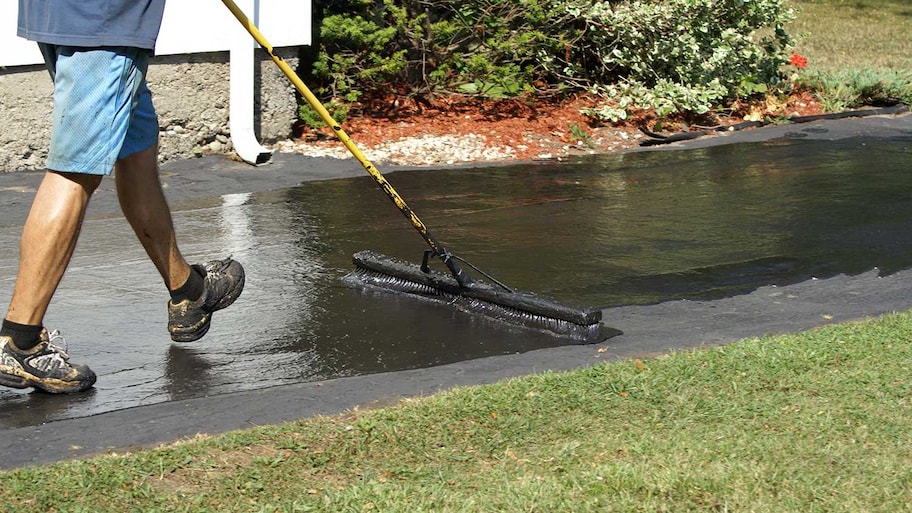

{"left": 305, "top": 0, "right": 797, "bottom": 121}
{"left": 312, "top": 0, "right": 583, "bottom": 104}
{"left": 312, "top": 0, "right": 413, "bottom": 103}
{"left": 298, "top": 101, "right": 350, "bottom": 130}
{"left": 585, "top": 79, "right": 729, "bottom": 120}
{"left": 574, "top": 0, "right": 794, "bottom": 120}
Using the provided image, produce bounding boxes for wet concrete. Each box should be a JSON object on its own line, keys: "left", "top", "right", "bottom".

{"left": 1, "top": 112, "right": 911, "bottom": 468}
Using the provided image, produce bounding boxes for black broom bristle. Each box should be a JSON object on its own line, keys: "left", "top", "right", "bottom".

{"left": 343, "top": 251, "right": 622, "bottom": 343}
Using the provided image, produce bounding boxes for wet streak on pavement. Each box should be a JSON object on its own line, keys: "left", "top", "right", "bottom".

{"left": 0, "top": 124, "right": 911, "bottom": 438}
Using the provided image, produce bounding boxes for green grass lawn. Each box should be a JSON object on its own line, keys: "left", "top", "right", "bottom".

{"left": 789, "top": 0, "right": 912, "bottom": 71}
{"left": 4, "top": 311, "right": 912, "bottom": 511}
{"left": 788, "top": 0, "right": 912, "bottom": 110}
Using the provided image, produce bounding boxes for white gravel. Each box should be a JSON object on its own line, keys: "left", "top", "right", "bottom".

{"left": 270, "top": 125, "right": 648, "bottom": 166}
{"left": 271, "top": 133, "right": 526, "bottom": 166}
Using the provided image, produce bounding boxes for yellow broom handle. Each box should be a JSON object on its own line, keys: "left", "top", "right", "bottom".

{"left": 221, "top": 0, "right": 471, "bottom": 284}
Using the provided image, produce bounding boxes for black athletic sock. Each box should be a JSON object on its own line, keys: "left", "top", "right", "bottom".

{"left": 1, "top": 319, "right": 44, "bottom": 351}
{"left": 170, "top": 265, "right": 205, "bottom": 304}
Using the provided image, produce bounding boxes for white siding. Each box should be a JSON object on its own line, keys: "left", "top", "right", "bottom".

{"left": 0, "top": 0, "right": 311, "bottom": 67}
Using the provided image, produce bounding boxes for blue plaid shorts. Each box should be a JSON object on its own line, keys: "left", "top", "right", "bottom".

{"left": 39, "top": 44, "right": 159, "bottom": 175}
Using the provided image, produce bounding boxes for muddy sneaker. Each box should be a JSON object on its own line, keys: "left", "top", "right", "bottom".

{"left": 0, "top": 330, "right": 97, "bottom": 394}
{"left": 168, "top": 257, "right": 245, "bottom": 342}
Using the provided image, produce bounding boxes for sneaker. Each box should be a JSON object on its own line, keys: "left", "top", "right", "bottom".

{"left": 0, "top": 330, "right": 97, "bottom": 394}
{"left": 168, "top": 257, "right": 245, "bottom": 342}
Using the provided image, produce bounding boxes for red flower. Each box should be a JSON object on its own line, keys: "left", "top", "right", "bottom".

{"left": 789, "top": 53, "right": 808, "bottom": 68}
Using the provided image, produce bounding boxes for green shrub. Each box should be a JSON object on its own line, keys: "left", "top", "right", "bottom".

{"left": 575, "top": 0, "right": 794, "bottom": 120}
{"left": 306, "top": 0, "right": 797, "bottom": 119}
{"left": 312, "top": 0, "right": 582, "bottom": 104}
{"left": 298, "top": 101, "right": 350, "bottom": 130}
{"left": 313, "top": 0, "right": 412, "bottom": 103}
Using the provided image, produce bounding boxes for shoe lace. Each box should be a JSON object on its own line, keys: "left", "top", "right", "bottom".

{"left": 45, "top": 329, "right": 71, "bottom": 361}
{"left": 206, "top": 256, "right": 234, "bottom": 274}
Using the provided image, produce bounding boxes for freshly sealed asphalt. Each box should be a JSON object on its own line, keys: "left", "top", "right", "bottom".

{"left": 1, "top": 112, "right": 911, "bottom": 469}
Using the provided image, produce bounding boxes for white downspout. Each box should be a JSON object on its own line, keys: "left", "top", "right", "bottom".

{"left": 229, "top": 0, "right": 273, "bottom": 165}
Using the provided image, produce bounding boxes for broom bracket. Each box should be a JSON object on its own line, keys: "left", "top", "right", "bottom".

{"left": 421, "top": 250, "right": 434, "bottom": 273}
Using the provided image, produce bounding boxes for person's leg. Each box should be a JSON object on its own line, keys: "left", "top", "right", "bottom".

{"left": 113, "top": 83, "right": 246, "bottom": 343}
{"left": 0, "top": 45, "right": 146, "bottom": 393}
{"left": 5, "top": 172, "right": 101, "bottom": 326}
{"left": 115, "top": 143, "right": 192, "bottom": 291}
{"left": 0, "top": 169, "right": 102, "bottom": 394}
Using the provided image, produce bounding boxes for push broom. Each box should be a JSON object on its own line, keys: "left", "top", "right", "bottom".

{"left": 222, "top": 0, "right": 621, "bottom": 343}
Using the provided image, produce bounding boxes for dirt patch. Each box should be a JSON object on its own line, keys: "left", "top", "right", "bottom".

{"left": 290, "top": 92, "right": 827, "bottom": 163}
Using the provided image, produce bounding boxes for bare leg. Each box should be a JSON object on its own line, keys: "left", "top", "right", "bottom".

{"left": 114, "top": 143, "right": 191, "bottom": 291}
{"left": 5, "top": 171, "right": 102, "bottom": 325}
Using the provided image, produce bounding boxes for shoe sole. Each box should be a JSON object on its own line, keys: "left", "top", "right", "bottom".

{"left": 169, "top": 273, "right": 245, "bottom": 343}
{"left": 0, "top": 372, "right": 29, "bottom": 389}
{"left": 170, "top": 317, "right": 211, "bottom": 343}
{"left": 0, "top": 368, "right": 96, "bottom": 394}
